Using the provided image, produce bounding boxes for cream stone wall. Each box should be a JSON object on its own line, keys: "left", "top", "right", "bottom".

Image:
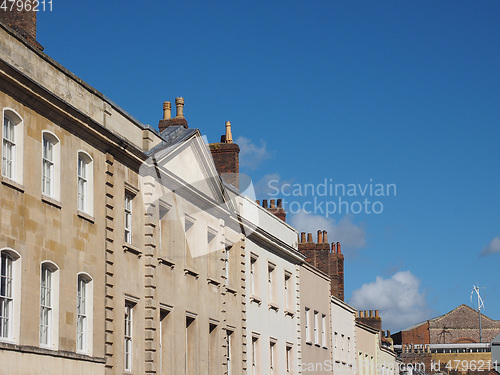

{"left": 357, "top": 322, "right": 379, "bottom": 375}
{"left": 299, "top": 263, "right": 332, "bottom": 375}
{"left": 331, "top": 296, "right": 357, "bottom": 375}
{"left": 233, "top": 191, "right": 303, "bottom": 375}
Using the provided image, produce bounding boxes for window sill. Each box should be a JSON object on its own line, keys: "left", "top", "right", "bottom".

{"left": 322, "top": 345, "right": 329, "bottom": 350}
{"left": 42, "top": 195, "right": 61, "bottom": 209}
{"left": 184, "top": 266, "right": 199, "bottom": 278}
{"left": 225, "top": 286, "right": 237, "bottom": 295}
{"left": 158, "top": 257, "right": 175, "bottom": 268}
{"left": 268, "top": 302, "right": 279, "bottom": 311}
{"left": 1, "top": 177, "right": 24, "bottom": 193}
{"left": 250, "top": 295, "right": 262, "bottom": 305}
{"left": 314, "top": 343, "right": 321, "bottom": 347}
{"left": 77, "top": 210, "right": 95, "bottom": 223}
{"left": 306, "top": 341, "right": 313, "bottom": 346}
{"left": 0, "top": 341, "right": 105, "bottom": 363}
{"left": 284, "top": 309, "right": 295, "bottom": 317}
{"left": 123, "top": 243, "right": 142, "bottom": 257}
{"left": 207, "top": 277, "right": 221, "bottom": 286}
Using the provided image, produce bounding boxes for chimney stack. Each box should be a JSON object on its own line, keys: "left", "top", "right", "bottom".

{"left": 0, "top": 2, "right": 43, "bottom": 50}
{"left": 209, "top": 121, "right": 240, "bottom": 189}
{"left": 158, "top": 98, "right": 188, "bottom": 131}
{"left": 163, "top": 102, "right": 171, "bottom": 120}
{"left": 175, "top": 97, "right": 184, "bottom": 118}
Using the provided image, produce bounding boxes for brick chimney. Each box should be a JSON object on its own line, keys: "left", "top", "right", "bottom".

{"left": 209, "top": 121, "right": 240, "bottom": 189}
{"left": 355, "top": 310, "right": 382, "bottom": 332}
{"left": 158, "top": 98, "right": 188, "bottom": 131}
{"left": 0, "top": 3, "right": 43, "bottom": 50}
{"left": 257, "top": 198, "right": 286, "bottom": 222}
{"left": 298, "top": 232, "right": 344, "bottom": 300}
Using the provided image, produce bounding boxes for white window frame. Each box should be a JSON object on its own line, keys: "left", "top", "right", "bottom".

{"left": 124, "top": 301, "right": 134, "bottom": 372}
{"left": 124, "top": 193, "right": 133, "bottom": 243}
{"left": 40, "top": 261, "right": 59, "bottom": 349}
{"left": 0, "top": 249, "right": 20, "bottom": 343}
{"left": 268, "top": 263, "right": 275, "bottom": 303}
{"left": 322, "top": 314, "right": 327, "bottom": 348}
{"left": 305, "top": 307, "right": 311, "bottom": 343}
{"left": 77, "top": 273, "right": 93, "bottom": 355}
{"left": 251, "top": 334, "right": 259, "bottom": 375}
{"left": 286, "top": 344, "right": 293, "bottom": 374}
{"left": 314, "top": 310, "right": 320, "bottom": 345}
{"left": 2, "top": 109, "right": 23, "bottom": 183}
{"left": 269, "top": 339, "right": 276, "bottom": 375}
{"left": 284, "top": 271, "right": 292, "bottom": 310}
{"left": 250, "top": 254, "right": 257, "bottom": 296}
{"left": 226, "top": 328, "right": 233, "bottom": 375}
{"left": 41, "top": 131, "right": 60, "bottom": 199}
{"left": 77, "top": 151, "right": 93, "bottom": 215}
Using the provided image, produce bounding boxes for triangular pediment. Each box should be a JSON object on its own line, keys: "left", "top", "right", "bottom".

{"left": 141, "top": 130, "right": 233, "bottom": 212}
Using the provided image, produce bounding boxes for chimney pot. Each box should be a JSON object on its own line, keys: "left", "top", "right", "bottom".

{"left": 277, "top": 199, "right": 282, "bottom": 208}
{"left": 375, "top": 310, "right": 379, "bottom": 318}
{"left": 224, "top": 121, "right": 233, "bottom": 143}
{"left": 307, "top": 233, "right": 313, "bottom": 243}
{"left": 256, "top": 200, "right": 260, "bottom": 205}
{"left": 262, "top": 199, "right": 268, "bottom": 208}
{"left": 270, "top": 199, "right": 276, "bottom": 208}
{"left": 175, "top": 97, "right": 185, "bottom": 118}
{"left": 163, "top": 101, "right": 171, "bottom": 120}
{"left": 337, "top": 242, "right": 341, "bottom": 254}
{"left": 323, "top": 230, "right": 328, "bottom": 243}
{"left": 301, "top": 232, "right": 306, "bottom": 243}
{"left": 317, "top": 230, "right": 323, "bottom": 244}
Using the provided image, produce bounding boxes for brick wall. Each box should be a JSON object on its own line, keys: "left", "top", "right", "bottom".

{"left": 209, "top": 142, "right": 240, "bottom": 189}
{"left": 0, "top": 5, "right": 41, "bottom": 49}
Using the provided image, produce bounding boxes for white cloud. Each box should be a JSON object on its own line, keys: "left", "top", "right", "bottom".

{"left": 290, "top": 212, "right": 366, "bottom": 249}
{"left": 236, "top": 136, "right": 270, "bottom": 170}
{"left": 349, "top": 271, "right": 434, "bottom": 332}
{"left": 481, "top": 236, "right": 500, "bottom": 256}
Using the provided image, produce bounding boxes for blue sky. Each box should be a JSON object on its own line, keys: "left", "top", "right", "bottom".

{"left": 38, "top": 0, "right": 500, "bottom": 331}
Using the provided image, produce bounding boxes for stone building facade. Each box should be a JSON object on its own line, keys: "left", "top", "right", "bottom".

{"left": 0, "top": 15, "right": 248, "bottom": 375}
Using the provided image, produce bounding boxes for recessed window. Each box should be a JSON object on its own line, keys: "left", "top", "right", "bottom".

{"left": 268, "top": 263, "right": 275, "bottom": 303}
{"left": 284, "top": 271, "right": 292, "bottom": 309}
{"left": 0, "top": 249, "right": 20, "bottom": 343}
{"left": 314, "top": 311, "right": 319, "bottom": 344}
{"left": 322, "top": 314, "right": 327, "bottom": 348}
{"left": 226, "top": 328, "right": 233, "bottom": 375}
{"left": 124, "top": 193, "right": 133, "bottom": 243}
{"left": 0, "top": 252, "right": 13, "bottom": 340}
{"left": 269, "top": 339, "right": 276, "bottom": 375}
{"left": 40, "top": 262, "right": 59, "bottom": 348}
{"left": 77, "top": 274, "right": 93, "bottom": 354}
{"left": 224, "top": 245, "right": 231, "bottom": 286}
{"left": 2, "top": 109, "right": 23, "bottom": 183}
{"left": 42, "top": 132, "right": 60, "bottom": 199}
{"left": 251, "top": 335, "right": 259, "bottom": 375}
{"left": 77, "top": 152, "right": 93, "bottom": 215}
{"left": 124, "top": 301, "right": 134, "bottom": 372}
{"left": 305, "top": 307, "right": 311, "bottom": 343}
{"left": 286, "top": 345, "right": 293, "bottom": 374}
